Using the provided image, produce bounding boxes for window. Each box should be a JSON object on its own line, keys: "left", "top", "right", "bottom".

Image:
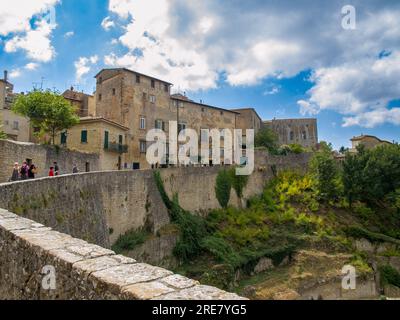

{"left": 202, "top": 108, "right": 205, "bottom": 112}
{"left": 164, "top": 84, "right": 169, "bottom": 93}
{"left": 155, "top": 119, "right": 164, "bottom": 130}
{"left": 98, "top": 94, "right": 102, "bottom": 101}
{"left": 136, "top": 75, "right": 140, "bottom": 83}
{"left": 302, "top": 131, "right": 307, "bottom": 140}
{"left": 151, "top": 79, "right": 155, "bottom": 88}
{"left": 12, "top": 121, "right": 19, "bottom": 130}
{"left": 104, "top": 131, "right": 109, "bottom": 149}
{"left": 149, "top": 95, "right": 156, "bottom": 103}
{"left": 119, "top": 135, "right": 123, "bottom": 144}
{"left": 60, "top": 132, "right": 67, "bottom": 144}
{"left": 98, "top": 77, "right": 103, "bottom": 84}
{"left": 140, "top": 141, "right": 147, "bottom": 153}
{"left": 112, "top": 88, "right": 116, "bottom": 96}
{"left": 290, "top": 131, "right": 294, "bottom": 141}
{"left": 140, "top": 117, "right": 146, "bottom": 130}
{"left": 220, "top": 111, "right": 224, "bottom": 116}
{"left": 81, "top": 130, "right": 88, "bottom": 143}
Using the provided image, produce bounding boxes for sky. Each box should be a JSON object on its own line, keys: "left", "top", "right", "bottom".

{"left": 0, "top": 0, "right": 399, "bottom": 149}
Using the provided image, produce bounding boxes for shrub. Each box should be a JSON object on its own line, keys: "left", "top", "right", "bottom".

{"left": 112, "top": 228, "right": 149, "bottom": 253}
{"left": 379, "top": 265, "right": 400, "bottom": 288}
{"left": 215, "top": 169, "right": 232, "bottom": 208}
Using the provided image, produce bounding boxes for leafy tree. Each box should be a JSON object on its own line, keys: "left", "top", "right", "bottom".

{"left": 310, "top": 147, "right": 339, "bottom": 201}
{"left": 255, "top": 126, "right": 278, "bottom": 153}
{"left": 12, "top": 90, "right": 79, "bottom": 145}
{"left": 341, "top": 144, "right": 400, "bottom": 207}
{"left": 339, "top": 146, "right": 349, "bottom": 154}
{"left": 342, "top": 149, "right": 368, "bottom": 207}
{"left": 215, "top": 169, "right": 232, "bottom": 208}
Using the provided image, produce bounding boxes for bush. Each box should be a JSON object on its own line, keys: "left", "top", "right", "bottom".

{"left": 310, "top": 150, "right": 339, "bottom": 201}
{"left": 215, "top": 169, "right": 232, "bottom": 208}
{"left": 379, "top": 265, "right": 400, "bottom": 288}
{"left": 112, "top": 228, "right": 149, "bottom": 253}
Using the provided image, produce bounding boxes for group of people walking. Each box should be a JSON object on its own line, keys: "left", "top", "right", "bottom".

{"left": 9, "top": 161, "right": 75, "bottom": 181}
{"left": 10, "top": 161, "right": 38, "bottom": 181}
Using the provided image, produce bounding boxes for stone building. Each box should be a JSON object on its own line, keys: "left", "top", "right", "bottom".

{"left": 0, "top": 71, "right": 31, "bottom": 142}
{"left": 62, "top": 87, "right": 96, "bottom": 117}
{"left": 264, "top": 118, "right": 318, "bottom": 149}
{"left": 57, "top": 117, "right": 129, "bottom": 171}
{"left": 93, "top": 68, "right": 240, "bottom": 169}
{"left": 350, "top": 135, "right": 393, "bottom": 151}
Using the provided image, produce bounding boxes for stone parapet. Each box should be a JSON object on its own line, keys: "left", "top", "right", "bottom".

{"left": 0, "top": 208, "right": 245, "bottom": 300}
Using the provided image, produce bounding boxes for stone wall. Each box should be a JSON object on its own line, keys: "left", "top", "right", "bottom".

{"left": 0, "top": 208, "right": 244, "bottom": 300}
{"left": 0, "top": 139, "right": 100, "bottom": 183}
{"left": 0, "top": 151, "right": 311, "bottom": 261}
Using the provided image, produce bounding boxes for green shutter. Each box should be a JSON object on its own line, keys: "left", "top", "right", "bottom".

{"left": 61, "top": 132, "right": 67, "bottom": 144}
{"left": 81, "top": 130, "right": 87, "bottom": 143}
{"left": 104, "top": 131, "right": 109, "bottom": 149}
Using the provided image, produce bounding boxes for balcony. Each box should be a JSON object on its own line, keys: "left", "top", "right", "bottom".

{"left": 104, "top": 142, "right": 128, "bottom": 154}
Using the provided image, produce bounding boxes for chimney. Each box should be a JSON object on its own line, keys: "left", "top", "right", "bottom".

{"left": 4, "top": 70, "right": 8, "bottom": 82}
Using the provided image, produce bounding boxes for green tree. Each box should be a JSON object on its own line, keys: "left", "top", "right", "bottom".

{"left": 255, "top": 126, "right": 278, "bottom": 153}
{"left": 215, "top": 169, "right": 232, "bottom": 208}
{"left": 342, "top": 149, "right": 368, "bottom": 207}
{"left": 12, "top": 90, "right": 79, "bottom": 145}
{"left": 310, "top": 148, "right": 339, "bottom": 201}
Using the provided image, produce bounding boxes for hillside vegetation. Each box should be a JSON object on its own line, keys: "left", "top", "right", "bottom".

{"left": 154, "top": 143, "right": 400, "bottom": 298}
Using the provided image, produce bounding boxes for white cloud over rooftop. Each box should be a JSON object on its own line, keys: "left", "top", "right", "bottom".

{"left": 103, "top": 0, "right": 400, "bottom": 128}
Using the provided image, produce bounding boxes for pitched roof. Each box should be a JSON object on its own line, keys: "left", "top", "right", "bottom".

{"left": 78, "top": 117, "right": 129, "bottom": 131}
{"left": 351, "top": 135, "right": 392, "bottom": 144}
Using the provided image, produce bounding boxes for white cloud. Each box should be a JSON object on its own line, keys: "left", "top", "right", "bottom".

{"left": 263, "top": 85, "right": 280, "bottom": 96}
{"left": 2, "top": 0, "right": 59, "bottom": 63}
{"left": 104, "top": 0, "right": 400, "bottom": 127}
{"left": 9, "top": 69, "right": 21, "bottom": 79}
{"left": 75, "top": 55, "right": 99, "bottom": 81}
{"left": 101, "top": 17, "right": 115, "bottom": 31}
{"left": 25, "top": 62, "right": 39, "bottom": 70}
{"left": 64, "top": 31, "right": 74, "bottom": 38}
{"left": 0, "top": 0, "right": 58, "bottom": 36}
{"left": 5, "top": 20, "right": 56, "bottom": 62}
{"left": 299, "top": 52, "right": 400, "bottom": 127}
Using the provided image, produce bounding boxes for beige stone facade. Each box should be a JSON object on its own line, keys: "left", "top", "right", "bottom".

{"left": 0, "top": 72, "right": 31, "bottom": 142}
{"left": 94, "top": 68, "right": 240, "bottom": 169}
{"left": 264, "top": 118, "right": 318, "bottom": 148}
{"left": 62, "top": 88, "right": 96, "bottom": 117}
{"left": 57, "top": 117, "right": 129, "bottom": 171}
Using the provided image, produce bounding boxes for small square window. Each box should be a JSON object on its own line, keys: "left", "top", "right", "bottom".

{"left": 151, "top": 79, "right": 155, "bottom": 88}
{"left": 136, "top": 75, "right": 141, "bottom": 83}
{"left": 112, "top": 88, "right": 116, "bottom": 95}
{"left": 13, "top": 121, "right": 19, "bottom": 130}
{"left": 149, "top": 95, "right": 156, "bottom": 104}
{"left": 164, "top": 84, "right": 169, "bottom": 93}
{"left": 98, "top": 94, "right": 102, "bottom": 101}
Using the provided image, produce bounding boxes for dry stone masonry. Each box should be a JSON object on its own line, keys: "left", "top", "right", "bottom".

{"left": 0, "top": 208, "right": 245, "bottom": 300}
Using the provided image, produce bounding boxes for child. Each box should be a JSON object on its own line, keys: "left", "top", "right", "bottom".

{"left": 49, "top": 166, "right": 55, "bottom": 177}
